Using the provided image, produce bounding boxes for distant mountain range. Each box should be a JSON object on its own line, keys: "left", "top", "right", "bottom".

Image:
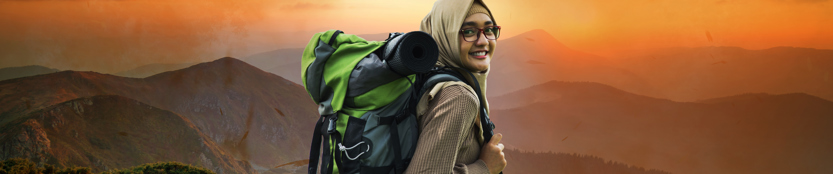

{"left": 0, "top": 57, "right": 319, "bottom": 173}
{"left": 114, "top": 62, "right": 199, "bottom": 78}
{"left": 0, "top": 65, "right": 60, "bottom": 81}
{"left": 242, "top": 48, "right": 304, "bottom": 85}
{"left": 239, "top": 32, "right": 389, "bottom": 85}
{"left": 488, "top": 29, "right": 833, "bottom": 102}
{"left": 6, "top": 29, "right": 829, "bottom": 102}
{"left": 608, "top": 46, "right": 833, "bottom": 102}
{"left": 488, "top": 29, "right": 653, "bottom": 98}
{"left": 489, "top": 80, "right": 833, "bottom": 174}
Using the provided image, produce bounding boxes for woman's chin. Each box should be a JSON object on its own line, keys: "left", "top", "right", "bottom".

{"left": 466, "top": 61, "right": 490, "bottom": 72}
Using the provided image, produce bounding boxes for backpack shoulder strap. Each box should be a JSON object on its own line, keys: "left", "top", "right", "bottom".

{"left": 415, "top": 67, "right": 497, "bottom": 147}
{"left": 420, "top": 73, "right": 465, "bottom": 96}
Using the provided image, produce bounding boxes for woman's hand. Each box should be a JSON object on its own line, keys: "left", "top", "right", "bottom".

{"left": 480, "top": 133, "right": 506, "bottom": 174}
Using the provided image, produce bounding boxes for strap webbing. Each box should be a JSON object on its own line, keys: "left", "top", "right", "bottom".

{"left": 379, "top": 115, "right": 409, "bottom": 174}
{"left": 390, "top": 120, "right": 405, "bottom": 174}
{"left": 328, "top": 30, "right": 343, "bottom": 47}
{"left": 321, "top": 115, "right": 333, "bottom": 174}
{"left": 308, "top": 116, "right": 325, "bottom": 174}
{"left": 308, "top": 114, "right": 338, "bottom": 174}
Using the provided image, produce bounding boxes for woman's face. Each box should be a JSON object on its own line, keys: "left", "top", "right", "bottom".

{"left": 458, "top": 13, "right": 497, "bottom": 73}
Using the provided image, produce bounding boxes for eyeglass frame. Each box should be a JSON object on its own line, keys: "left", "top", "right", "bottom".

{"left": 459, "top": 26, "right": 502, "bottom": 42}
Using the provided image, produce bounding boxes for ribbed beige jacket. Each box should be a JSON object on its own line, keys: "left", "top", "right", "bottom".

{"left": 408, "top": 0, "right": 495, "bottom": 173}
{"left": 404, "top": 81, "right": 488, "bottom": 174}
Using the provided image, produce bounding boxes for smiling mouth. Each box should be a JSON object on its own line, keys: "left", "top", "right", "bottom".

{"left": 469, "top": 51, "right": 488, "bottom": 56}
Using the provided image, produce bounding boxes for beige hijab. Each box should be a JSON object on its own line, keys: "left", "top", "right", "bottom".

{"left": 420, "top": 0, "right": 495, "bottom": 112}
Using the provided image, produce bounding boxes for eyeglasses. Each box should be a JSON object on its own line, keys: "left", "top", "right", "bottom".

{"left": 459, "top": 26, "right": 501, "bottom": 42}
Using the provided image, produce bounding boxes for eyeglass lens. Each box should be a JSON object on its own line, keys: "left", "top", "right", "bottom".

{"left": 462, "top": 27, "right": 500, "bottom": 42}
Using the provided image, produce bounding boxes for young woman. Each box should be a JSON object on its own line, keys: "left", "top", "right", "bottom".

{"left": 405, "top": 0, "right": 506, "bottom": 173}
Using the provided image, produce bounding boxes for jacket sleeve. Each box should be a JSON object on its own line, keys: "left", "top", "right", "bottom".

{"left": 404, "top": 84, "right": 490, "bottom": 174}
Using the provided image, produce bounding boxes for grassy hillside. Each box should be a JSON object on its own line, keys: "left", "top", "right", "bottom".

{"left": 0, "top": 95, "right": 253, "bottom": 173}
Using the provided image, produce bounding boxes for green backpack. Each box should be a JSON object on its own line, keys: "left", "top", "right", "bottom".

{"left": 302, "top": 30, "right": 497, "bottom": 174}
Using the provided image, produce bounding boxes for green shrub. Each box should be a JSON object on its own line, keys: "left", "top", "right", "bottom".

{"left": 0, "top": 159, "right": 212, "bottom": 174}
{"left": 56, "top": 166, "right": 92, "bottom": 174}
{"left": 100, "top": 162, "right": 214, "bottom": 174}
{"left": 0, "top": 158, "right": 41, "bottom": 174}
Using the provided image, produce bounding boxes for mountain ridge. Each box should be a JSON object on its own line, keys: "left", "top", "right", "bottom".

{"left": 0, "top": 95, "right": 255, "bottom": 173}
{"left": 0, "top": 65, "right": 60, "bottom": 82}
{"left": 489, "top": 80, "right": 833, "bottom": 174}
{"left": 608, "top": 45, "right": 833, "bottom": 101}
{"left": 0, "top": 57, "right": 318, "bottom": 173}
{"left": 114, "top": 62, "right": 199, "bottom": 78}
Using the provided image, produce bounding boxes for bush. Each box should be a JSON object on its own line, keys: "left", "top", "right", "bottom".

{"left": 0, "top": 159, "right": 212, "bottom": 174}
{"left": 0, "top": 158, "right": 42, "bottom": 174}
{"left": 100, "top": 162, "right": 214, "bottom": 174}
{"left": 56, "top": 167, "right": 92, "bottom": 174}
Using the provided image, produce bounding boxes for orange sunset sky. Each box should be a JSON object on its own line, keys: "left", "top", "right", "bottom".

{"left": 1, "top": 0, "right": 831, "bottom": 73}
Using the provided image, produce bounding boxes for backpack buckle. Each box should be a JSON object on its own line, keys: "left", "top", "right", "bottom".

{"left": 326, "top": 116, "right": 338, "bottom": 134}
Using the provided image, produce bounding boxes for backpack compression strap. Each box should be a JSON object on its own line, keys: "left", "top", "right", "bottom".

{"left": 328, "top": 30, "right": 343, "bottom": 47}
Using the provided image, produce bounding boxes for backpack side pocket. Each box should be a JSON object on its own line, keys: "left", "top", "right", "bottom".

{"left": 338, "top": 116, "right": 368, "bottom": 173}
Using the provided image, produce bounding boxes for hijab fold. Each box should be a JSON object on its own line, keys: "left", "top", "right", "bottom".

{"left": 420, "top": 0, "right": 494, "bottom": 112}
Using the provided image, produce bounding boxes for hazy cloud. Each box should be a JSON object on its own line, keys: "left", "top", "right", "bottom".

{"left": 796, "top": 0, "right": 828, "bottom": 2}
{"left": 280, "top": 2, "right": 334, "bottom": 10}
{"left": 717, "top": 0, "right": 828, "bottom": 3}
{"left": 0, "top": 0, "right": 274, "bottom": 73}
{"left": 773, "top": 0, "right": 829, "bottom": 3}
